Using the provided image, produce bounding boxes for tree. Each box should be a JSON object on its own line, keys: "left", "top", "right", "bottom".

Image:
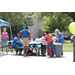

{"left": 34, "top": 12, "right": 73, "bottom": 33}
{"left": 34, "top": 12, "right": 53, "bottom": 22}
{"left": 65, "top": 12, "right": 75, "bottom": 21}
{"left": 0, "top": 12, "right": 30, "bottom": 37}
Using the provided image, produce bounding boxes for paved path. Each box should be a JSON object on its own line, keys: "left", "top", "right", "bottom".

{"left": 0, "top": 52, "right": 73, "bottom": 62}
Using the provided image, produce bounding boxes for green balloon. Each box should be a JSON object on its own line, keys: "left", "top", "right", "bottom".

{"left": 69, "top": 22, "right": 75, "bottom": 35}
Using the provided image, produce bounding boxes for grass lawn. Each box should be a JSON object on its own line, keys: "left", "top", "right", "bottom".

{"left": 63, "top": 43, "right": 73, "bottom": 52}
{"left": 1, "top": 40, "right": 74, "bottom": 52}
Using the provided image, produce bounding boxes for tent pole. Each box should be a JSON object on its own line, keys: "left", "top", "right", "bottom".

{"left": 0, "top": 26, "right": 1, "bottom": 42}
{"left": 10, "top": 26, "right": 13, "bottom": 40}
{"left": 0, "top": 26, "right": 1, "bottom": 51}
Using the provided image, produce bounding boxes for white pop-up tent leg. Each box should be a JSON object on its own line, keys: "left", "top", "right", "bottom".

{"left": 0, "top": 26, "right": 1, "bottom": 42}
{"left": 0, "top": 26, "right": 1, "bottom": 51}
{"left": 10, "top": 26, "right": 13, "bottom": 40}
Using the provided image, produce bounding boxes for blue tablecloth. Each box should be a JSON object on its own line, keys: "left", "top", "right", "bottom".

{"left": 29, "top": 41, "right": 42, "bottom": 45}
{"left": 18, "top": 41, "right": 62, "bottom": 46}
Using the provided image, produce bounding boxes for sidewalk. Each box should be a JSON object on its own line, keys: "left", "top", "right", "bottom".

{"left": 0, "top": 52, "right": 73, "bottom": 62}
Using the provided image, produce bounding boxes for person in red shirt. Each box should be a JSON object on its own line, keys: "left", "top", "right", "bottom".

{"left": 45, "top": 31, "right": 56, "bottom": 57}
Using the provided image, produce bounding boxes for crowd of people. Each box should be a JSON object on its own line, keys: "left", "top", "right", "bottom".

{"left": 1, "top": 27, "right": 65, "bottom": 57}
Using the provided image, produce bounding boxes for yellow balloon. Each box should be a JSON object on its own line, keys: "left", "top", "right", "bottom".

{"left": 69, "top": 22, "right": 75, "bottom": 35}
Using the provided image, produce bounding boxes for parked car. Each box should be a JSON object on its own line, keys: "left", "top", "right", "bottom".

{"left": 52, "top": 33, "right": 56, "bottom": 42}
{"left": 70, "top": 35, "right": 74, "bottom": 42}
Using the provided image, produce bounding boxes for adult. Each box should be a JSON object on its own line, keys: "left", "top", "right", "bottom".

{"left": 20, "top": 27, "right": 30, "bottom": 56}
{"left": 55, "top": 29, "right": 65, "bottom": 55}
{"left": 1, "top": 27, "right": 8, "bottom": 52}
{"left": 45, "top": 31, "right": 56, "bottom": 57}
{"left": 11, "top": 33, "right": 23, "bottom": 55}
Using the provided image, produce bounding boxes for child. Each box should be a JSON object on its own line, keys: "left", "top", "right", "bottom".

{"left": 41, "top": 33, "right": 47, "bottom": 56}
{"left": 33, "top": 38, "right": 37, "bottom": 53}
{"left": 45, "top": 31, "right": 56, "bottom": 57}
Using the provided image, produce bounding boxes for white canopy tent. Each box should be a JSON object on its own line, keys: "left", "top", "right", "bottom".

{"left": 0, "top": 19, "right": 13, "bottom": 43}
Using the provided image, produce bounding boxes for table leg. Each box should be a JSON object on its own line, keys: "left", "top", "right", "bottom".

{"left": 38, "top": 49, "right": 40, "bottom": 56}
{"left": 41, "top": 44, "right": 43, "bottom": 56}
{"left": 32, "top": 49, "right": 33, "bottom": 53}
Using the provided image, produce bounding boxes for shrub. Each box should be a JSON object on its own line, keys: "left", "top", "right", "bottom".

{"left": 63, "top": 36, "right": 70, "bottom": 40}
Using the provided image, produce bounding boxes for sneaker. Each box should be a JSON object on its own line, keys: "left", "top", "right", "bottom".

{"left": 2, "top": 50, "right": 3, "bottom": 52}
{"left": 43, "top": 54, "right": 46, "bottom": 56}
{"left": 46, "top": 55, "right": 50, "bottom": 58}
{"left": 53, "top": 54, "right": 56, "bottom": 57}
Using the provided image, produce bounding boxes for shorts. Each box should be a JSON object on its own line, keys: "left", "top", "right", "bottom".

{"left": 41, "top": 44, "right": 46, "bottom": 50}
{"left": 23, "top": 38, "right": 29, "bottom": 47}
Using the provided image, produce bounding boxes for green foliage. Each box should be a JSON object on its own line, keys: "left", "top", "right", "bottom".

{"left": 65, "top": 12, "right": 75, "bottom": 21}
{"left": 34, "top": 12, "right": 53, "bottom": 22}
{"left": 0, "top": 12, "right": 30, "bottom": 38}
{"left": 63, "top": 36, "right": 70, "bottom": 40}
{"left": 35, "top": 12, "right": 73, "bottom": 33}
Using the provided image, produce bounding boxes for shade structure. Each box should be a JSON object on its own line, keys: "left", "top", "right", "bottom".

{"left": 0, "top": 19, "right": 13, "bottom": 42}
{"left": 0, "top": 19, "right": 10, "bottom": 26}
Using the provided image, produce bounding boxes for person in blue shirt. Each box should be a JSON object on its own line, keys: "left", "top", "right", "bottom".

{"left": 20, "top": 27, "right": 30, "bottom": 56}
{"left": 11, "top": 33, "right": 23, "bottom": 55}
{"left": 55, "top": 29, "right": 65, "bottom": 55}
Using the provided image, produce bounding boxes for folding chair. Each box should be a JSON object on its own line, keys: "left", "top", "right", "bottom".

{"left": 8, "top": 42, "right": 14, "bottom": 54}
{"left": 0, "top": 42, "right": 8, "bottom": 54}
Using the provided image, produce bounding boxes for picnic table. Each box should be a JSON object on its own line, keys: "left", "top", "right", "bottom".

{"left": 29, "top": 41, "right": 42, "bottom": 45}
{"left": 19, "top": 41, "right": 42, "bottom": 55}
{"left": 19, "top": 41, "right": 62, "bottom": 56}
{"left": 0, "top": 40, "right": 62, "bottom": 57}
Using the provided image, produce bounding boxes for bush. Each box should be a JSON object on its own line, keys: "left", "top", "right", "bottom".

{"left": 63, "top": 36, "right": 70, "bottom": 40}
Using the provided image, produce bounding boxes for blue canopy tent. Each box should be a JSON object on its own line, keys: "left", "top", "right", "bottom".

{"left": 0, "top": 19, "right": 13, "bottom": 43}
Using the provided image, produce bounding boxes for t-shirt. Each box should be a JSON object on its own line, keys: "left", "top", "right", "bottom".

{"left": 56, "top": 33, "right": 65, "bottom": 44}
{"left": 11, "top": 37, "right": 23, "bottom": 47}
{"left": 41, "top": 36, "right": 47, "bottom": 45}
{"left": 2, "top": 32, "right": 8, "bottom": 39}
{"left": 45, "top": 34, "right": 52, "bottom": 43}
{"left": 32, "top": 40, "right": 37, "bottom": 47}
{"left": 21, "top": 29, "right": 30, "bottom": 38}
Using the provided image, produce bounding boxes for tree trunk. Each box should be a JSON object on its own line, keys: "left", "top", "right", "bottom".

{"left": 73, "top": 14, "right": 75, "bottom": 22}
{"left": 73, "top": 18, "right": 75, "bottom": 22}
